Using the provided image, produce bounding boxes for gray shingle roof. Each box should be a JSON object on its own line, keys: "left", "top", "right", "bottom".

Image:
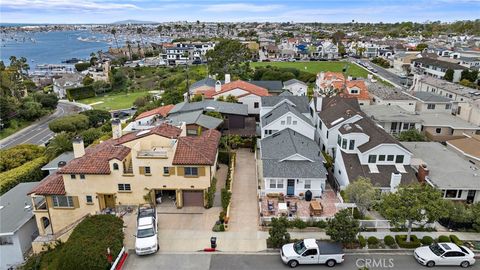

{"left": 413, "top": 58, "right": 467, "bottom": 70}
{"left": 250, "top": 80, "right": 284, "bottom": 92}
{"left": 41, "top": 151, "right": 75, "bottom": 171}
{"left": 261, "top": 102, "right": 313, "bottom": 127}
{"left": 169, "top": 100, "right": 248, "bottom": 116}
{"left": 260, "top": 129, "right": 327, "bottom": 178}
{"left": 167, "top": 110, "right": 223, "bottom": 129}
{"left": 284, "top": 79, "right": 307, "bottom": 87}
{"left": 261, "top": 96, "right": 310, "bottom": 113}
{"left": 410, "top": 91, "right": 452, "bottom": 103}
{"left": 189, "top": 77, "right": 217, "bottom": 90}
{"left": 0, "top": 182, "right": 40, "bottom": 233}
{"left": 319, "top": 96, "right": 362, "bottom": 128}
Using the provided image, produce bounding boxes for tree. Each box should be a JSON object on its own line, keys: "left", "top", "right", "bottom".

{"left": 0, "top": 144, "right": 45, "bottom": 173}
{"left": 225, "top": 95, "right": 238, "bottom": 103}
{"left": 397, "top": 129, "right": 426, "bottom": 141}
{"left": 20, "top": 101, "right": 46, "bottom": 120}
{"left": 34, "top": 92, "right": 58, "bottom": 109}
{"left": 206, "top": 39, "right": 252, "bottom": 79}
{"left": 344, "top": 177, "right": 376, "bottom": 216}
{"left": 415, "top": 43, "right": 428, "bottom": 51}
{"left": 461, "top": 69, "right": 478, "bottom": 82}
{"left": 46, "top": 132, "right": 73, "bottom": 159}
{"left": 326, "top": 209, "right": 359, "bottom": 246}
{"left": 111, "top": 28, "right": 119, "bottom": 49}
{"left": 267, "top": 217, "right": 291, "bottom": 248}
{"left": 48, "top": 114, "right": 90, "bottom": 133}
{"left": 80, "top": 110, "right": 111, "bottom": 127}
{"left": 332, "top": 31, "right": 345, "bottom": 44}
{"left": 75, "top": 62, "right": 90, "bottom": 72}
{"left": 380, "top": 184, "right": 445, "bottom": 242}
{"left": 83, "top": 75, "right": 94, "bottom": 86}
{"left": 134, "top": 96, "right": 148, "bottom": 108}
{"left": 444, "top": 69, "right": 454, "bottom": 82}
{"left": 80, "top": 128, "right": 104, "bottom": 145}
{"left": 205, "top": 111, "right": 222, "bottom": 119}
{"left": 137, "top": 27, "right": 144, "bottom": 47}
{"left": 191, "top": 94, "right": 203, "bottom": 102}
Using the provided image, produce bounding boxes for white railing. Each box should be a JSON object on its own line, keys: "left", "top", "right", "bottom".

{"left": 110, "top": 246, "right": 127, "bottom": 270}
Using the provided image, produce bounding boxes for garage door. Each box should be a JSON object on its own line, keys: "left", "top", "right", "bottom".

{"left": 183, "top": 190, "right": 204, "bottom": 207}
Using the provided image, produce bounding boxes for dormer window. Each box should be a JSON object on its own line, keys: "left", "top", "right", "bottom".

{"left": 350, "top": 88, "right": 359, "bottom": 94}
{"left": 113, "top": 163, "right": 119, "bottom": 170}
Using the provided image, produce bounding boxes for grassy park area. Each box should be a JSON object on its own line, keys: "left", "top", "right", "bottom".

{"left": 251, "top": 61, "right": 370, "bottom": 78}
{"left": 79, "top": 90, "right": 151, "bottom": 111}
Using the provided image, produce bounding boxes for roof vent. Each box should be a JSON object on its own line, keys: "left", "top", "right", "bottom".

{"left": 58, "top": 161, "right": 67, "bottom": 167}
{"left": 137, "top": 130, "right": 151, "bottom": 136}
{"left": 272, "top": 132, "right": 281, "bottom": 138}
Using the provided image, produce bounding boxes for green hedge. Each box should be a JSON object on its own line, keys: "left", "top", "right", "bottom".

{"left": 218, "top": 151, "right": 232, "bottom": 165}
{"left": 57, "top": 215, "right": 124, "bottom": 270}
{"left": 221, "top": 188, "right": 232, "bottom": 211}
{"left": 358, "top": 235, "right": 367, "bottom": 248}
{"left": 0, "top": 144, "right": 45, "bottom": 172}
{"left": 421, "top": 236, "right": 434, "bottom": 246}
{"left": 450, "top": 235, "right": 463, "bottom": 246}
{"left": 368, "top": 236, "right": 379, "bottom": 245}
{"left": 384, "top": 235, "right": 395, "bottom": 246}
{"left": 205, "top": 177, "right": 217, "bottom": 209}
{"left": 0, "top": 156, "right": 49, "bottom": 195}
{"left": 66, "top": 85, "right": 95, "bottom": 101}
{"left": 438, "top": 235, "right": 451, "bottom": 242}
{"left": 395, "top": 235, "right": 421, "bottom": 248}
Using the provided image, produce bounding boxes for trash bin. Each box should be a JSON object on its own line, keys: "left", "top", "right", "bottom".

{"left": 210, "top": 237, "right": 217, "bottom": 249}
{"left": 305, "top": 190, "right": 312, "bottom": 201}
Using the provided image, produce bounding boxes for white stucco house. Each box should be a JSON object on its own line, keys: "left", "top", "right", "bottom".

{"left": 283, "top": 79, "right": 308, "bottom": 96}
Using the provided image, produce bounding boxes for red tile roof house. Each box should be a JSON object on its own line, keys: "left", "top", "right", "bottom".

{"left": 28, "top": 122, "right": 220, "bottom": 252}
{"left": 202, "top": 79, "right": 270, "bottom": 115}
{"left": 123, "top": 104, "right": 175, "bottom": 132}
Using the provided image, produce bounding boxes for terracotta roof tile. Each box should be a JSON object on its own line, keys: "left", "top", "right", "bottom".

{"left": 340, "top": 80, "right": 371, "bottom": 101}
{"left": 135, "top": 104, "right": 174, "bottom": 120}
{"left": 205, "top": 80, "right": 270, "bottom": 98}
{"left": 173, "top": 129, "right": 221, "bottom": 165}
{"left": 28, "top": 173, "right": 65, "bottom": 195}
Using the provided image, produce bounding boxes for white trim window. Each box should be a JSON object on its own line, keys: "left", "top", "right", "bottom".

{"left": 269, "top": 179, "right": 284, "bottom": 189}
{"left": 52, "top": 195, "right": 74, "bottom": 207}
{"left": 304, "top": 180, "right": 312, "bottom": 189}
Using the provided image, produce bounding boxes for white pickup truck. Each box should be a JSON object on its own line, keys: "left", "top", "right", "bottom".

{"left": 281, "top": 239, "right": 345, "bottom": 268}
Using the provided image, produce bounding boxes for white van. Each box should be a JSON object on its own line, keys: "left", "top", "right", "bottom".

{"left": 135, "top": 216, "right": 158, "bottom": 255}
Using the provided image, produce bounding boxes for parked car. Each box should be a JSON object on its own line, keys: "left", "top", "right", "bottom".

{"left": 135, "top": 216, "right": 158, "bottom": 255}
{"left": 414, "top": 242, "right": 475, "bottom": 268}
{"left": 280, "top": 239, "right": 345, "bottom": 268}
{"left": 137, "top": 204, "right": 156, "bottom": 223}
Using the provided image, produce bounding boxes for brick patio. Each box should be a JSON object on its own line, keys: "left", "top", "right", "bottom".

{"left": 260, "top": 190, "right": 340, "bottom": 219}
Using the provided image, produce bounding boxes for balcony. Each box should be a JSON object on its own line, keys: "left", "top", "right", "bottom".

{"left": 137, "top": 147, "right": 169, "bottom": 158}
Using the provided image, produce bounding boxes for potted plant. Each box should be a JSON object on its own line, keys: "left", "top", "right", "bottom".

{"left": 299, "top": 192, "right": 305, "bottom": 200}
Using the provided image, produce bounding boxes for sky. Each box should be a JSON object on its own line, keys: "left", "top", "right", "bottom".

{"left": 1, "top": 0, "right": 479, "bottom": 24}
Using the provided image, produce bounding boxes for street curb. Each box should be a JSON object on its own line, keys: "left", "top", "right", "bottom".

{"left": 350, "top": 60, "right": 403, "bottom": 89}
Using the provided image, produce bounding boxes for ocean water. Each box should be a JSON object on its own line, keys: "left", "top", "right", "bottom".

{"left": 0, "top": 30, "right": 111, "bottom": 67}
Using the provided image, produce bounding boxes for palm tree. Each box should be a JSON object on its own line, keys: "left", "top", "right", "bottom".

{"left": 126, "top": 41, "right": 133, "bottom": 60}
{"left": 137, "top": 27, "right": 144, "bottom": 47}
{"left": 111, "top": 28, "right": 119, "bottom": 49}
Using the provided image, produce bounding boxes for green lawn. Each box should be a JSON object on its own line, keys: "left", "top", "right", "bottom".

{"left": 251, "top": 61, "right": 370, "bottom": 78}
{"left": 79, "top": 90, "right": 151, "bottom": 111}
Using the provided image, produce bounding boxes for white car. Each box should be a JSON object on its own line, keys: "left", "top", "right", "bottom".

{"left": 135, "top": 216, "right": 158, "bottom": 255}
{"left": 414, "top": 242, "right": 476, "bottom": 268}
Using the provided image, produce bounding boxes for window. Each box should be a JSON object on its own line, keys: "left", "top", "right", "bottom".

{"left": 427, "top": 104, "right": 436, "bottom": 110}
{"left": 304, "top": 180, "right": 311, "bottom": 189}
{"left": 163, "top": 167, "right": 170, "bottom": 175}
{"left": 368, "top": 155, "right": 377, "bottom": 163}
{"left": 395, "top": 155, "right": 404, "bottom": 163}
{"left": 303, "top": 249, "right": 318, "bottom": 256}
{"left": 342, "top": 138, "right": 347, "bottom": 149}
{"left": 445, "top": 190, "right": 457, "bottom": 198}
{"left": 269, "top": 179, "right": 284, "bottom": 189}
{"left": 446, "top": 104, "right": 452, "bottom": 110}
{"left": 318, "top": 121, "right": 322, "bottom": 130}
{"left": 118, "top": 184, "right": 131, "bottom": 191}
{"left": 184, "top": 167, "right": 198, "bottom": 176}
{"left": 281, "top": 120, "right": 285, "bottom": 125}
{"left": 113, "top": 163, "right": 119, "bottom": 170}
{"left": 0, "top": 236, "right": 14, "bottom": 245}
{"left": 292, "top": 120, "right": 297, "bottom": 125}
{"left": 387, "top": 155, "right": 394, "bottom": 161}
{"left": 70, "top": 174, "right": 76, "bottom": 179}
{"left": 144, "top": 167, "right": 151, "bottom": 174}
{"left": 457, "top": 190, "right": 463, "bottom": 198}
{"left": 80, "top": 174, "right": 85, "bottom": 180}
{"left": 326, "top": 131, "right": 329, "bottom": 139}
{"left": 349, "top": 140, "right": 355, "bottom": 150}
{"left": 436, "top": 128, "right": 442, "bottom": 134}
{"left": 403, "top": 123, "right": 410, "bottom": 130}
{"left": 52, "top": 195, "right": 74, "bottom": 207}
{"left": 187, "top": 129, "right": 198, "bottom": 135}
{"left": 287, "top": 116, "right": 292, "bottom": 125}
{"left": 254, "top": 102, "right": 259, "bottom": 108}
{"left": 337, "top": 135, "right": 342, "bottom": 146}
{"left": 86, "top": 195, "right": 93, "bottom": 204}
{"left": 350, "top": 89, "right": 359, "bottom": 94}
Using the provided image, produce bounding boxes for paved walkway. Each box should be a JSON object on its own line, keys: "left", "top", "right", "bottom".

{"left": 213, "top": 164, "right": 227, "bottom": 207}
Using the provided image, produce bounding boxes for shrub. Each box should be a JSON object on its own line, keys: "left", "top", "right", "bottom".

{"left": 384, "top": 235, "right": 396, "bottom": 246}
{"left": 267, "top": 217, "right": 291, "bottom": 248}
{"left": 205, "top": 177, "right": 217, "bottom": 209}
{"left": 291, "top": 218, "right": 307, "bottom": 229}
{"left": 438, "top": 235, "right": 451, "bottom": 242}
{"left": 358, "top": 235, "right": 367, "bottom": 248}
{"left": 395, "top": 235, "right": 421, "bottom": 248}
{"left": 57, "top": 215, "right": 124, "bottom": 270}
{"left": 212, "top": 223, "right": 225, "bottom": 232}
{"left": 0, "top": 144, "right": 45, "bottom": 172}
{"left": 219, "top": 211, "right": 226, "bottom": 223}
{"left": 0, "top": 156, "right": 49, "bottom": 195}
{"left": 66, "top": 85, "right": 95, "bottom": 101}
{"left": 218, "top": 151, "right": 231, "bottom": 165}
{"left": 450, "top": 235, "right": 463, "bottom": 246}
{"left": 312, "top": 220, "right": 327, "bottom": 229}
{"left": 74, "top": 62, "right": 91, "bottom": 72}
{"left": 367, "top": 236, "right": 379, "bottom": 246}
{"left": 221, "top": 188, "right": 231, "bottom": 211}
{"left": 48, "top": 114, "right": 90, "bottom": 133}
{"left": 421, "top": 236, "right": 434, "bottom": 246}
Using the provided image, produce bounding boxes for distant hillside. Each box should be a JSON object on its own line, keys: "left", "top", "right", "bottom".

{"left": 111, "top": 20, "right": 158, "bottom": 25}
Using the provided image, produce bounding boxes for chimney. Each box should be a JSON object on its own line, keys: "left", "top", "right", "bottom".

{"left": 417, "top": 164, "right": 429, "bottom": 183}
{"left": 390, "top": 171, "right": 402, "bottom": 192}
{"left": 112, "top": 119, "right": 122, "bottom": 139}
{"left": 224, "top": 74, "right": 231, "bottom": 84}
{"left": 72, "top": 137, "right": 85, "bottom": 158}
{"left": 215, "top": 80, "right": 222, "bottom": 92}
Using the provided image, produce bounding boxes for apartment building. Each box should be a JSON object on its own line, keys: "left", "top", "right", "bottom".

{"left": 411, "top": 58, "right": 467, "bottom": 82}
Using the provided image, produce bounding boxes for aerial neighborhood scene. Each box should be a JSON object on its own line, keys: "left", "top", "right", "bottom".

{"left": 2, "top": 0, "right": 480, "bottom": 269}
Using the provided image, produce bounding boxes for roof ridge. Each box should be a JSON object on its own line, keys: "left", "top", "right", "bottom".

{"left": 178, "top": 134, "right": 213, "bottom": 163}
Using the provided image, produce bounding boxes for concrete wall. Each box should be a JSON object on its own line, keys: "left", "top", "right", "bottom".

{"left": 0, "top": 218, "right": 38, "bottom": 269}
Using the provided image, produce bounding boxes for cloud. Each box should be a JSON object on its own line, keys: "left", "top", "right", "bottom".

{"left": 1, "top": 0, "right": 141, "bottom": 11}
{"left": 202, "top": 3, "right": 283, "bottom": 12}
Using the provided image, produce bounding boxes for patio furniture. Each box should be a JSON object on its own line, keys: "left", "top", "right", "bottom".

{"left": 267, "top": 200, "right": 275, "bottom": 214}
{"left": 278, "top": 202, "right": 288, "bottom": 216}
{"left": 289, "top": 202, "right": 298, "bottom": 213}
{"left": 309, "top": 201, "right": 322, "bottom": 216}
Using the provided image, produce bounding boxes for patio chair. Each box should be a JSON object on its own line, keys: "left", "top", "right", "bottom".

{"left": 267, "top": 200, "right": 274, "bottom": 211}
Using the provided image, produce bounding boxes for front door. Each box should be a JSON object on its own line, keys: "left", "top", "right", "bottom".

{"left": 104, "top": 194, "right": 115, "bottom": 208}
{"left": 467, "top": 190, "right": 476, "bottom": 204}
{"left": 287, "top": 179, "right": 295, "bottom": 196}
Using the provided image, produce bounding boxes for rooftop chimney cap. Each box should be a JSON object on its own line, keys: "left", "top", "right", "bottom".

{"left": 73, "top": 136, "right": 83, "bottom": 143}
{"left": 58, "top": 161, "right": 67, "bottom": 167}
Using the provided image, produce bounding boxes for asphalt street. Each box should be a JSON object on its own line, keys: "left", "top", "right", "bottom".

{"left": 0, "top": 102, "right": 81, "bottom": 149}
{"left": 124, "top": 253, "right": 480, "bottom": 270}
{"left": 350, "top": 58, "right": 407, "bottom": 88}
